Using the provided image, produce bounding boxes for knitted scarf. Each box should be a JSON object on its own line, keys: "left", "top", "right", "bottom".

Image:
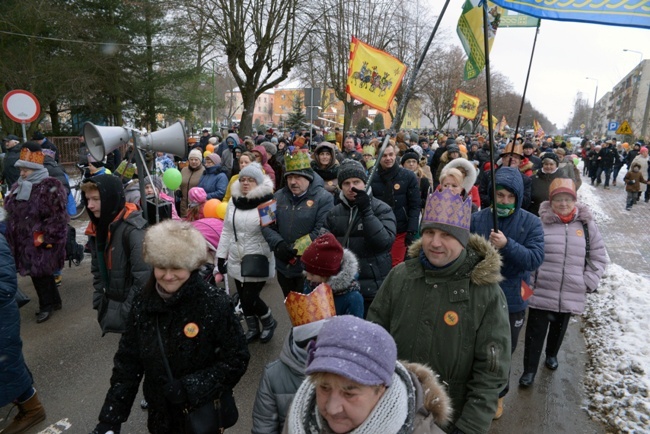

{"left": 287, "top": 363, "right": 415, "bottom": 434}
{"left": 12, "top": 168, "right": 49, "bottom": 201}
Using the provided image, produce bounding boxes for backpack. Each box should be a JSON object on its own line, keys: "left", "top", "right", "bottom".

{"left": 65, "top": 224, "right": 85, "bottom": 267}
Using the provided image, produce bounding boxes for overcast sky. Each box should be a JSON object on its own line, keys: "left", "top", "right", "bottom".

{"left": 436, "top": 0, "right": 650, "bottom": 129}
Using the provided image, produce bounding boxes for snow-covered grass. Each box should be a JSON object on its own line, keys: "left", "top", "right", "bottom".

{"left": 578, "top": 186, "right": 650, "bottom": 433}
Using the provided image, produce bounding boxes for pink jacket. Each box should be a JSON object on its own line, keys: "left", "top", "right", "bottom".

{"left": 529, "top": 201, "right": 608, "bottom": 314}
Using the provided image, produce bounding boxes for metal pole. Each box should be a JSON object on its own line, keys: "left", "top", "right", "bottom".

{"left": 512, "top": 22, "right": 541, "bottom": 141}
{"left": 21, "top": 122, "right": 27, "bottom": 143}
{"left": 482, "top": 1, "right": 498, "bottom": 232}
{"left": 212, "top": 61, "right": 216, "bottom": 134}
{"left": 592, "top": 84, "right": 599, "bottom": 136}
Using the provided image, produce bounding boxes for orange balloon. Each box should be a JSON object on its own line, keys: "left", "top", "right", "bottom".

{"left": 203, "top": 199, "right": 221, "bottom": 218}
{"left": 215, "top": 202, "right": 228, "bottom": 220}
{"left": 206, "top": 144, "right": 215, "bottom": 152}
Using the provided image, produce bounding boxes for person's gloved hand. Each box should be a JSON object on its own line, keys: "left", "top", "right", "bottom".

{"left": 163, "top": 379, "right": 188, "bottom": 405}
{"left": 405, "top": 232, "right": 415, "bottom": 247}
{"left": 217, "top": 258, "right": 227, "bottom": 275}
{"left": 90, "top": 422, "right": 121, "bottom": 434}
{"left": 351, "top": 187, "right": 371, "bottom": 213}
{"left": 629, "top": 179, "right": 636, "bottom": 184}
{"left": 275, "top": 241, "right": 297, "bottom": 263}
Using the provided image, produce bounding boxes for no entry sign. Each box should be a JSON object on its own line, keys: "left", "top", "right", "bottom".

{"left": 3, "top": 90, "right": 40, "bottom": 123}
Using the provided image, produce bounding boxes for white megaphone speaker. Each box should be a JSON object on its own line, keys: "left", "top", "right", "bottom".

{"left": 139, "top": 121, "right": 187, "bottom": 159}
{"left": 82, "top": 121, "right": 187, "bottom": 161}
{"left": 83, "top": 123, "right": 131, "bottom": 161}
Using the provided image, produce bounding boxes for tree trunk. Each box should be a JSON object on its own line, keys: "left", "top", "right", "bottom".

{"left": 238, "top": 87, "right": 257, "bottom": 137}
{"left": 49, "top": 100, "right": 60, "bottom": 135}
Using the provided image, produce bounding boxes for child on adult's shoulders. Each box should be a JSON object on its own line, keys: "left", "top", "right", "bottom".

{"left": 301, "top": 232, "right": 364, "bottom": 318}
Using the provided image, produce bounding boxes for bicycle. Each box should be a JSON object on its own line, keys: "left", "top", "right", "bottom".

{"left": 68, "top": 164, "right": 89, "bottom": 219}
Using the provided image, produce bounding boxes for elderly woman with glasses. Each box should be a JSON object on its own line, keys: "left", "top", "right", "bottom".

{"left": 519, "top": 178, "right": 608, "bottom": 387}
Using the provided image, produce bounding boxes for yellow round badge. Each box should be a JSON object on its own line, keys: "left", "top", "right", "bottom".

{"left": 184, "top": 323, "right": 199, "bottom": 338}
{"left": 306, "top": 200, "right": 314, "bottom": 207}
{"left": 394, "top": 183, "right": 401, "bottom": 190}
{"left": 444, "top": 311, "right": 459, "bottom": 326}
{"left": 328, "top": 180, "right": 334, "bottom": 186}
{"left": 576, "top": 229, "right": 583, "bottom": 237}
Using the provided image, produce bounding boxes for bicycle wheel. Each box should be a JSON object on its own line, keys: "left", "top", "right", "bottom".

{"left": 70, "top": 185, "right": 86, "bottom": 219}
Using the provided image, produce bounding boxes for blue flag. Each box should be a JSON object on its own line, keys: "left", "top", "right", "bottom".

{"left": 490, "top": 0, "right": 650, "bottom": 29}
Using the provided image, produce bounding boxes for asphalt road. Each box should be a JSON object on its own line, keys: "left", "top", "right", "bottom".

{"left": 1, "top": 234, "right": 606, "bottom": 434}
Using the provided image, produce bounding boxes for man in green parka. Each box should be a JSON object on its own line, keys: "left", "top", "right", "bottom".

{"left": 368, "top": 188, "right": 511, "bottom": 434}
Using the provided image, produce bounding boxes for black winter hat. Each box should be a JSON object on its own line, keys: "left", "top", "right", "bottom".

{"left": 338, "top": 159, "right": 368, "bottom": 187}
{"left": 401, "top": 150, "right": 420, "bottom": 165}
{"left": 446, "top": 144, "right": 460, "bottom": 155}
{"left": 541, "top": 152, "right": 559, "bottom": 165}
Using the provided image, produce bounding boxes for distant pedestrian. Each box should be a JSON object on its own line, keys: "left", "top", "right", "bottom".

{"left": 624, "top": 163, "right": 649, "bottom": 210}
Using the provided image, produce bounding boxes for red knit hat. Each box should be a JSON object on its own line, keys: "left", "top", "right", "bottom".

{"left": 301, "top": 233, "right": 343, "bottom": 277}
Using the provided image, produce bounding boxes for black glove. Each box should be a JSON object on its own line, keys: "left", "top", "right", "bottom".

{"left": 450, "top": 427, "right": 465, "bottom": 434}
{"left": 405, "top": 232, "right": 415, "bottom": 247}
{"left": 90, "top": 422, "right": 121, "bottom": 434}
{"left": 217, "top": 258, "right": 227, "bottom": 275}
{"left": 164, "top": 379, "right": 188, "bottom": 405}
{"left": 629, "top": 179, "right": 636, "bottom": 184}
{"left": 275, "top": 241, "right": 297, "bottom": 263}
{"left": 351, "top": 187, "right": 371, "bottom": 213}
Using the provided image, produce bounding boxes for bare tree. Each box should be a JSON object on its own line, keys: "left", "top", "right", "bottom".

{"left": 206, "top": 0, "right": 314, "bottom": 136}
{"left": 420, "top": 46, "right": 466, "bottom": 129}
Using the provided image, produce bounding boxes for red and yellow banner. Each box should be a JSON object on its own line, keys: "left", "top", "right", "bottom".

{"left": 346, "top": 37, "right": 407, "bottom": 112}
{"left": 451, "top": 90, "right": 480, "bottom": 120}
{"left": 533, "top": 119, "right": 545, "bottom": 138}
{"left": 480, "top": 110, "right": 498, "bottom": 129}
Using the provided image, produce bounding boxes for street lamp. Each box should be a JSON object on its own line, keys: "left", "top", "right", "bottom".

{"left": 623, "top": 49, "right": 644, "bottom": 64}
{"left": 586, "top": 77, "right": 599, "bottom": 137}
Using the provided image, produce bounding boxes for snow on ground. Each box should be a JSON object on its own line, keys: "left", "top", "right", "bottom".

{"left": 578, "top": 186, "right": 650, "bottom": 433}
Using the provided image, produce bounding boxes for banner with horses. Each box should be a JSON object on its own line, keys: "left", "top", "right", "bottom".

{"left": 346, "top": 37, "right": 407, "bottom": 112}
{"left": 451, "top": 89, "right": 480, "bottom": 120}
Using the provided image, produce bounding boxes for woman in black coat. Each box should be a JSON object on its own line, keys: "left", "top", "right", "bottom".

{"left": 91, "top": 220, "right": 250, "bottom": 434}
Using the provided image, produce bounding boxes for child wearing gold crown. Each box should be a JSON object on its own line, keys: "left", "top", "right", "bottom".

{"left": 300, "top": 232, "right": 364, "bottom": 318}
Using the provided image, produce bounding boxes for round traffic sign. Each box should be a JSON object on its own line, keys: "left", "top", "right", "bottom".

{"left": 580, "top": 124, "right": 586, "bottom": 129}
{"left": 3, "top": 90, "right": 40, "bottom": 123}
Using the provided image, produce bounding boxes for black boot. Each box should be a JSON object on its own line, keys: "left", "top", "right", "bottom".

{"left": 244, "top": 316, "right": 260, "bottom": 343}
{"left": 519, "top": 372, "right": 536, "bottom": 387}
{"left": 259, "top": 309, "right": 277, "bottom": 344}
{"left": 545, "top": 356, "right": 559, "bottom": 370}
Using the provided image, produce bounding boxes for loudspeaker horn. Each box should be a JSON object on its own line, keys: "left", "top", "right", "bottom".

{"left": 83, "top": 123, "right": 131, "bottom": 161}
{"left": 139, "top": 121, "right": 187, "bottom": 159}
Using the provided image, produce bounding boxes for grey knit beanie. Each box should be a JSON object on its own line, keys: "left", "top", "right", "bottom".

{"left": 337, "top": 159, "right": 368, "bottom": 187}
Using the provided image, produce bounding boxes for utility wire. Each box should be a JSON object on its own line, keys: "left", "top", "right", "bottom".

{"left": 0, "top": 29, "right": 185, "bottom": 48}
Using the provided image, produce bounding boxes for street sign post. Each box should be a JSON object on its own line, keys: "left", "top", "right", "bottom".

{"left": 2, "top": 90, "right": 41, "bottom": 142}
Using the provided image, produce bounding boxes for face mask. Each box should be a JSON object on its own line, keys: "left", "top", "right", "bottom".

{"left": 495, "top": 202, "right": 515, "bottom": 217}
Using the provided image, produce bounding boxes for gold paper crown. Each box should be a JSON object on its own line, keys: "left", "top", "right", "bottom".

{"left": 284, "top": 283, "right": 336, "bottom": 327}
{"left": 285, "top": 151, "right": 311, "bottom": 172}
{"left": 503, "top": 141, "right": 523, "bottom": 156}
{"left": 422, "top": 188, "right": 471, "bottom": 231}
{"left": 362, "top": 145, "right": 376, "bottom": 156}
{"left": 324, "top": 132, "right": 336, "bottom": 142}
{"left": 19, "top": 147, "right": 45, "bottom": 165}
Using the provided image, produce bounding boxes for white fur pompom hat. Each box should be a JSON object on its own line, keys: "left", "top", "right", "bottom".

{"left": 143, "top": 220, "right": 208, "bottom": 271}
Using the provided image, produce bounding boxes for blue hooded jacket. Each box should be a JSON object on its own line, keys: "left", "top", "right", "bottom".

{"left": 470, "top": 167, "right": 544, "bottom": 313}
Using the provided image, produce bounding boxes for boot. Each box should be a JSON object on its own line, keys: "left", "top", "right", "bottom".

{"left": 259, "top": 309, "right": 277, "bottom": 344}
{"left": 2, "top": 391, "right": 46, "bottom": 434}
{"left": 493, "top": 397, "right": 504, "bottom": 420}
{"left": 244, "top": 316, "right": 260, "bottom": 343}
{"left": 519, "top": 372, "right": 535, "bottom": 387}
{"left": 545, "top": 356, "right": 559, "bottom": 370}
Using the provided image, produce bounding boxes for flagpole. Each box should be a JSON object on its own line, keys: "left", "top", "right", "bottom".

{"left": 512, "top": 20, "right": 541, "bottom": 141}
{"left": 482, "top": 1, "right": 499, "bottom": 232}
{"left": 367, "top": 0, "right": 452, "bottom": 185}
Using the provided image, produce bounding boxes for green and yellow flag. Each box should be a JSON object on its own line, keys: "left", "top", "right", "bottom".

{"left": 457, "top": 0, "right": 503, "bottom": 80}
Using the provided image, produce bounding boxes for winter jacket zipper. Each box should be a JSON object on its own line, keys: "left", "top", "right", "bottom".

{"left": 558, "top": 223, "right": 569, "bottom": 312}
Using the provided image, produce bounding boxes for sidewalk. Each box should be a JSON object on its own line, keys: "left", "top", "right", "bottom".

{"left": 578, "top": 167, "right": 650, "bottom": 280}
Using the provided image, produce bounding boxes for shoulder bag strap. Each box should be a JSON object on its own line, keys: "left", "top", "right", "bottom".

{"left": 155, "top": 315, "right": 174, "bottom": 383}
{"left": 232, "top": 207, "right": 238, "bottom": 242}
{"left": 582, "top": 222, "right": 595, "bottom": 269}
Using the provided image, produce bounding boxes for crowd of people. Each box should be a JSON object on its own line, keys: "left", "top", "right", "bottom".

{"left": 0, "top": 126, "right": 618, "bottom": 434}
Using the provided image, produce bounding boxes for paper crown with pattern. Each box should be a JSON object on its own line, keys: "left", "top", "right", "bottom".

{"left": 362, "top": 145, "right": 376, "bottom": 157}
{"left": 17, "top": 146, "right": 45, "bottom": 168}
{"left": 284, "top": 151, "right": 311, "bottom": 172}
{"left": 284, "top": 283, "right": 336, "bottom": 327}
{"left": 422, "top": 188, "right": 471, "bottom": 233}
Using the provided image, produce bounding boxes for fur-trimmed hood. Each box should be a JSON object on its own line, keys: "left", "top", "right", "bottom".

{"left": 443, "top": 158, "right": 477, "bottom": 194}
{"left": 230, "top": 173, "right": 274, "bottom": 200}
{"left": 407, "top": 233, "right": 503, "bottom": 286}
{"left": 439, "top": 150, "right": 468, "bottom": 165}
{"left": 325, "top": 249, "right": 359, "bottom": 292}
{"left": 401, "top": 361, "right": 453, "bottom": 427}
{"left": 538, "top": 201, "right": 594, "bottom": 225}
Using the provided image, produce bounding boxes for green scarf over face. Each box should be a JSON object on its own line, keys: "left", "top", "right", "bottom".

{"left": 495, "top": 202, "right": 515, "bottom": 217}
